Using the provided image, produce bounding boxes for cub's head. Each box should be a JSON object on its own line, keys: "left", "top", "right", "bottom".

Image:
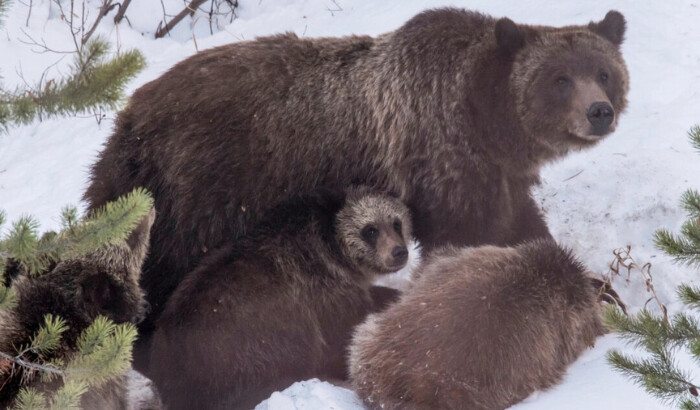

{"left": 76, "top": 207, "right": 156, "bottom": 324}
{"left": 498, "top": 11, "right": 629, "bottom": 155}
{"left": 335, "top": 187, "right": 412, "bottom": 275}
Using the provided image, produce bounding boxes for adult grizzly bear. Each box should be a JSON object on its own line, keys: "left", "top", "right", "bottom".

{"left": 349, "top": 240, "right": 622, "bottom": 410}
{"left": 148, "top": 187, "right": 412, "bottom": 410}
{"left": 84, "top": 8, "right": 629, "bottom": 353}
{"left": 0, "top": 210, "right": 155, "bottom": 409}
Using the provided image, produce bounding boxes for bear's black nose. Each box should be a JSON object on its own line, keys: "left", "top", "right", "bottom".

{"left": 587, "top": 102, "right": 615, "bottom": 135}
{"left": 391, "top": 246, "right": 408, "bottom": 265}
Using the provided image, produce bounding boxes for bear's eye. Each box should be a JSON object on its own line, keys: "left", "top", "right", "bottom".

{"left": 556, "top": 76, "right": 570, "bottom": 86}
{"left": 599, "top": 71, "right": 609, "bottom": 83}
{"left": 393, "top": 219, "right": 402, "bottom": 235}
{"left": 361, "top": 226, "right": 379, "bottom": 244}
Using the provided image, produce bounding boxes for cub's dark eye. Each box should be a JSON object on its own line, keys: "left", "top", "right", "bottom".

{"left": 599, "top": 71, "right": 609, "bottom": 83}
{"left": 556, "top": 76, "right": 570, "bottom": 86}
{"left": 393, "top": 219, "right": 402, "bottom": 235}
{"left": 361, "top": 226, "right": 379, "bottom": 244}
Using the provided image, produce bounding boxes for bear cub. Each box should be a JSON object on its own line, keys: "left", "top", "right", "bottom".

{"left": 0, "top": 209, "right": 155, "bottom": 409}
{"left": 148, "top": 187, "right": 412, "bottom": 410}
{"left": 349, "top": 240, "right": 622, "bottom": 410}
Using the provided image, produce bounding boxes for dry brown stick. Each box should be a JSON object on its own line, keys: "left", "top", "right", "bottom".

{"left": 155, "top": 0, "right": 207, "bottom": 39}
{"left": 607, "top": 245, "right": 670, "bottom": 326}
{"left": 82, "top": 0, "right": 119, "bottom": 45}
{"left": 113, "top": 0, "right": 132, "bottom": 24}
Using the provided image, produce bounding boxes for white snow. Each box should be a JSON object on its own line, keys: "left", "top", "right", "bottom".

{"left": 2, "top": 0, "right": 699, "bottom": 409}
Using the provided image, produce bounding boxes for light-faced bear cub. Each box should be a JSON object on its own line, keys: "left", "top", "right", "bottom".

{"left": 350, "top": 239, "right": 624, "bottom": 410}
{"left": 0, "top": 210, "right": 155, "bottom": 409}
{"left": 149, "top": 187, "right": 412, "bottom": 410}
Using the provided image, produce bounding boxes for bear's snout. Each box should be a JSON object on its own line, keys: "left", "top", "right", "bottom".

{"left": 391, "top": 246, "right": 409, "bottom": 266}
{"left": 586, "top": 101, "right": 615, "bottom": 135}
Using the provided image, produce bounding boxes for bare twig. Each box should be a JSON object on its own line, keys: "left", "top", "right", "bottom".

{"left": 25, "top": 0, "right": 33, "bottom": 27}
{"left": 113, "top": 0, "right": 131, "bottom": 24}
{"left": 18, "top": 28, "right": 76, "bottom": 54}
{"left": 82, "top": 0, "right": 119, "bottom": 45}
{"left": 326, "top": 0, "right": 342, "bottom": 16}
{"left": 155, "top": 0, "right": 207, "bottom": 39}
{"left": 562, "top": 169, "right": 584, "bottom": 182}
{"left": 0, "top": 350, "right": 64, "bottom": 376}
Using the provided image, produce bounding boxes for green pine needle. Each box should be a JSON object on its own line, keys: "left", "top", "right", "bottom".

{"left": 30, "top": 315, "right": 68, "bottom": 358}
{"left": 68, "top": 322, "right": 137, "bottom": 386}
{"left": 654, "top": 228, "right": 700, "bottom": 267}
{"left": 60, "top": 207, "right": 79, "bottom": 232}
{"left": 63, "top": 187, "right": 153, "bottom": 257}
{"left": 0, "top": 38, "right": 146, "bottom": 130}
{"left": 38, "top": 357, "right": 65, "bottom": 384}
{"left": 679, "top": 285, "right": 700, "bottom": 309}
{"left": 689, "top": 125, "right": 700, "bottom": 153}
{"left": 607, "top": 349, "right": 696, "bottom": 404}
{"left": 0, "top": 0, "right": 10, "bottom": 27}
{"left": 47, "top": 379, "right": 88, "bottom": 410}
{"left": 0, "top": 281, "right": 17, "bottom": 310}
{"left": 2, "top": 215, "right": 44, "bottom": 274}
{"left": 680, "top": 398, "right": 700, "bottom": 410}
{"left": 75, "top": 316, "right": 117, "bottom": 357}
{"left": 12, "top": 388, "right": 48, "bottom": 410}
{"left": 681, "top": 189, "right": 700, "bottom": 219}
{"left": 2, "top": 188, "right": 155, "bottom": 270}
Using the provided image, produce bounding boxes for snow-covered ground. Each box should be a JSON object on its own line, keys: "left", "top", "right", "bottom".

{"left": 2, "top": 0, "right": 699, "bottom": 409}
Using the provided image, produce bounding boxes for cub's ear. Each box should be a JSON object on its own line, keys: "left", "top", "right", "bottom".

{"left": 495, "top": 17, "right": 525, "bottom": 58}
{"left": 126, "top": 208, "right": 156, "bottom": 254}
{"left": 589, "top": 10, "right": 626, "bottom": 47}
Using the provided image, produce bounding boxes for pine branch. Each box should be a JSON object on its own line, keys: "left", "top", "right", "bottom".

{"left": 679, "top": 285, "right": 700, "bottom": 309}
{"left": 0, "top": 282, "right": 17, "bottom": 310}
{"left": 60, "top": 187, "right": 153, "bottom": 257}
{"left": 0, "top": 0, "right": 10, "bottom": 27}
{"left": 12, "top": 388, "right": 48, "bottom": 410}
{"left": 0, "top": 350, "right": 64, "bottom": 377}
{"left": 67, "top": 322, "right": 137, "bottom": 386}
{"left": 680, "top": 399, "right": 700, "bottom": 410}
{"left": 29, "top": 315, "right": 69, "bottom": 358}
{"left": 607, "top": 350, "right": 699, "bottom": 405}
{"left": 681, "top": 189, "right": 700, "bottom": 220}
{"left": 654, "top": 228, "right": 700, "bottom": 267}
{"left": 689, "top": 125, "right": 700, "bottom": 153}
{"left": 75, "top": 316, "right": 116, "bottom": 357}
{"left": 0, "top": 38, "right": 145, "bottom": 131}
{"left": 0, "top": 188, "right": 153, "bottom": 275}
{"left": 1, "top": 216, "right": 44, "bottom": 274}
{"left": 47, "top": 379, "right": 88, "bottom": 410}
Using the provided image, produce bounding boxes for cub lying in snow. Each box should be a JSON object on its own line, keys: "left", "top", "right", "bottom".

{"left": 349, "top": 239, "right": 624, "bottom": 410}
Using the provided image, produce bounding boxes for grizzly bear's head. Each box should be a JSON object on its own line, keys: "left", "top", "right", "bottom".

{"left": 501, "top": 11, "right": 629, "bottom": 156}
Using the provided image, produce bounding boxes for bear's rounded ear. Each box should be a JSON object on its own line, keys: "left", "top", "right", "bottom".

{"left": 495, "top": 17, "right": 525, "bottom": 57}
{"left": 588, "top": 10, "right": 626, "bottom": 47}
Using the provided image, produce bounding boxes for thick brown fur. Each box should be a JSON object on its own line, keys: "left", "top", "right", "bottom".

{"left": 349, "top": 240, "right": 608, "bottom": 410}
{"left": 83, "top": 9, "right": 629, "bottom": 365}
{"left": 0, "top": 210, "right": 155, "bottom": 410}
{"left": 148, "top": 188, "right": 411, "bottom": 410}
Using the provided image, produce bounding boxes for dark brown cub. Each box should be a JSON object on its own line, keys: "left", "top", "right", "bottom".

{"left": 0, "top": 210, "right": 155, "bottom": 409}
{"left": 148, "top": 187, "right": 412, "bottom": 410}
